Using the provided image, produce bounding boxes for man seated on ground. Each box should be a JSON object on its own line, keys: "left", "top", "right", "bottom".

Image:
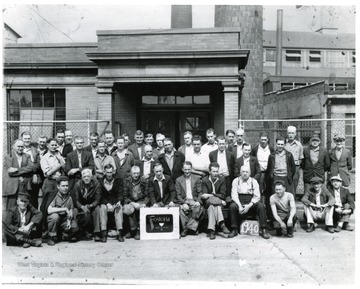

{"left": 228, "top": 166, "right": 269, "bottom": 239}
{"left": 270, "top": 180, "right": 297, "bottom": 238}
{"left": 99, "top": 164, "right": 124, "bottom": 242}
{"left": 3, "top": 192, "right": 42, "bottom": 248}
{"left": 328, "top": 174, "right": 355, "bottom": 232}
{"left": 148, "top": 163, "right": 176, "bottom": 208}
{"left": 201, "top": 162, "right": 230, "bottom": 240}
{"left": 73, "top": 169, "right": 103, "bottom": 241}
{"left": 301, "top": 176, "right": 335, "bottom": 233}
{"left": 47, "top": 176, "right": 79, "bottom": 246}
{"left": 123, "top": 165, "right": 149, "bottom": 240}
{"left": 175, "top": 161, "right": 203, "bottom": 237}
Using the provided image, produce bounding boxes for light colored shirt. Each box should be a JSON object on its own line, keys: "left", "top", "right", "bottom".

{"left": 94, "top": 154, "right": 116, "bottom": 178}
{"left": 116, "top": 150, "right": 126, "bottom": 166}
{"left": 165, "top": 150, "right": 175, "bottom": 171}
{"left": 274, "top": 150, "right": 287, "bottom": 176}
{"left": 184, "top": 145, "right": 194, "bottom": 161}
{"left": 103, "top": 178, "right": 114, "bottom": 191}
{"left": 284, "top": 140, "right": 304, "bottom": 165}
{"left": 154, "top": 175, "right": 166, "bottom": 198}
{"left": 137, "top": 146, "right": 142, "bottom": 159}
{"left": 142, "top": 157, "right": 154, "bottom": 179}
{"left": 77, "top": 151, "right": 82, "bottom": 168}
{"left": 57, "top": 143, "right": 64, "bottom": 154}
{"left": 233, "top": 143, "right": 244, "bottom": 159}
{"left": 14, "top": 152, "right": 23, "bottom": 167}
{"left": 217, "top": 150, "right": 229, "bottom": 177}
{"left": 242, "top": 156, "right": 251, "bottom": 172}
{"left": 19, "top": 208, "right": 27, "bottom": 227}
{"left": 310, "top": 146, "right": 320, "bottom": 165}
{"left": 231, "top": 177, "right": 260, "bottom": 207}
{"left": 201, "top": 142, "right": 218, "bottom": 156}
{"left": 23, "top": 147, "right": 34, "bottom": 162}
{"left": 91, "top": 147, "right": 98, "bottom": 159}
{"left": 257, "top": 145, "right": 271, "bottom": 171}
{"left": 334, "top": 189, "right": 342, "bottom": 207}
{"left": 185, "top": 177, "right": 193, "bottom": 199}
{"left": 315, "top": 190, "right": 322, "bottom": 206}
{"left": 209, "top": 177, "right": 219, "bottom": 195}
{"left": 270, "top": 192, "right": 295, "bottom": 219}
{"left": 187, "top": 151, "right": 210, "bottom": 173}
{"left": 335, "top": 148, "right": 343, "bottom": 161}
{"left": 40, "top": 151, "right": 65, "bottom": 179}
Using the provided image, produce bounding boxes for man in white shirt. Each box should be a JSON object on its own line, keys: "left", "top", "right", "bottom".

{"left": 228, "top": 166, "right": 269, "bottom": 239}
{"left": 178, "top": 131, "right": 194, "bottom": 161}
{"left": 201, "top": 128, "right": 218, "bottom": 156}
{"left": 187, "top": 135, "right": 210, "bottom": 177}
{"left": 228, "top": 128, "right": 246, "bottom": 159}
{"left": 136, "top": 144, "right": 155, "bottom": 179}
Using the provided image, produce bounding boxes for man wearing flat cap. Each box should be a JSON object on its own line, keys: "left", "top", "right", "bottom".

{"left": 328, "top": 174, "right": 355, "bottom": 232}
{"left": 301, "top": 176, "right": 335, "bottom": 233}
{"left": 329, "top": 134, "right": 352, "bottom": 188}
{"left": 270, "top": 180, "right": 297, "bottom": 238}
{"left": 3, "top": 192, "right": 42, "bottom": 248}
{"left": 301, "top": 134, "right": 330, "bottom": 195}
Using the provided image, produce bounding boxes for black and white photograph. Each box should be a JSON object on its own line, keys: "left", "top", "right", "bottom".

{"left": 1, "top": 0, "right": 358, "bottom": 286}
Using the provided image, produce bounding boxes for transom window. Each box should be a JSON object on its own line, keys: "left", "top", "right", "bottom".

{"left": 309, "top": 50, "right": 321, "bottom": 62}
{"left": 142, "top": 95, "right": 210, "bottom": 105}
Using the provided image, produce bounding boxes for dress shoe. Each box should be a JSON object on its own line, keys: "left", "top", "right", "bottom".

{"left": 20, "top": 237, "right": 42, "bottom": 247}
{"left": 117, "top": 230, "right": 124, "bottom": 242}
{"left": 343, "top": 223, "right": 354, "bottom": 231}
{"left": 287, "top": 227, "right": 293, "bottom": 238}
{"left": 221, "top": 224, "right": 230, "bottom": 234}
{"left": 326, "top": 226, "right": 334, "bottom": 233}
{"left": 94, "top": 234, "right": 101, "bottom": 242}
{"left": 23, "top": 243, "right": 31, "bottom": 248}
{"left": 306, "top": 224, "right": 315, "bottom": 233}
{"left": 334, "top": 226, "right": 342, "bottom": 233}
{"left": 125, "top": 232, "right": 132, "bottom": 239}
{"left": 228, "top": 229, "right": 238, "bottom": 238}
{"left": 209, "top": 230, "right": 216, "bottom": 240}
{"left": 69, "top": 236, "right": 78, "bottom": 242}
{"left": 47, "top": 238, "right": 55, "bottom": 246}
{"left": 100, "top": 230, "right": 107, "bottom": 243}
{"left": 84, "top": 231, "right": 93, "bottom": 240}
{"left": 181, "top": 228, "right": 189, "bottom": 237}
{"left": 261, "top": 228, "right": 270, "bottom": 239}
{"left": 134, "top": 230, "right": 140, "bottom": 240}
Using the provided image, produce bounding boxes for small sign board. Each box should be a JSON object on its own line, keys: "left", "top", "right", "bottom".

{"left": 140, "top": 207, "right": 180, "bottom": 240}
{"left": 240, "top": 220, "right": 259, "bottom": 236}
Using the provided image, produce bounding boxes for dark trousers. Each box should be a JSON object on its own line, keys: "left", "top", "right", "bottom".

{"left": 273, "top": 214, "right": 297, "bottom": 229}
{"left": 47, "top": 213, "right": 79, "bottom": 238}
{"left": 29, "top": 183, "right": 41, "bottom": 210}
{"left": 228, "top": 201, "right": 267, "bottom": 230}
{"left": 75, "top": 206, "right": 101, "bottom": 234}
{"left": 3, "top": 223, "right": 40, "bottom": 246}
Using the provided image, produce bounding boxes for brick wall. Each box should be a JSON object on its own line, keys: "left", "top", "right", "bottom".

{"left": 171, "top": 5, "right": 192, "bottom": 28}
{"left": 114, "top": 89, "right": 137, "bottom": 137}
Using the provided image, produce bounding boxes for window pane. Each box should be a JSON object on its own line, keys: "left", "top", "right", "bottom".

{"left": 194, "top": 95, "right": 210, "bottom": 104}
{"left": 142, "top": 96, "right": 158, "bottom": 104}
{"left": 55, "top": 108, "right": 66, "bottom": 120}
{"left": 9, "top": 90, "right": 20, "bottom": 108}
{"left": 20, "top": 90, "right": 32, "bottom": 107}
{"left": 44, "top": 90, "right": 55, "bottom": 107}
{"left": 176, "top": 96, "right": 192, "bottom": 104}
{"left": 55, "top": 90, "right": 65, "bottom": 107}
{"left": 32, "top": 90, "right": 43, "bottom": 107}
{"left": 8, "top": 108, "right": 20, "bottom": 120}
{"left": 159, "top": 96, "right": 175, "bottom": 104}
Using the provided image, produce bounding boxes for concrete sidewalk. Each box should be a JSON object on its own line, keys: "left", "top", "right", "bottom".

{"left": 2, "top": 217, "right": 355, "bottom": 286}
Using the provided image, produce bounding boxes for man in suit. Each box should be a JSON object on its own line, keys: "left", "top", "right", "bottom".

{"left": 128, "top": 130, "right": 146, "bottom": 161}
{"left": 65, "top": 136, "right": 95, "bottom": 191}
{"left": 99, "top": 164, "right": 124, "bottom": 242}
{"left": 123, "top": 165, "right": 149, "bottom": 240}
{"left": 301, "top": 176, "right": 335, "bottom": 233}
{"left": 225, "top": 129, "right": 236, "bottom": 148}
{"left": 55, "top": 128, "right": 66, "bottom": 155}
{"left": 3, "top": 192, "right": 42, "bottom": 248}
{"left": 228, "top": 128, "right": 246, "bottom": 159}
{"left": 21, "top": 131, "right": 42, "bottom": 209}
{"left": 201, "top": 162, "right": 230, "bottom": 240}
{"left": 158, "top": 138, "right": 185, "bottom": 182}
{"left": 328, "top": 174, "right": 355, "bottom": 232}
{"left": 63, "top": 129, "right": 75, "bottom": 158}
{"left": 4, "top": 139, "right": 34, "bottom": 210}
{"left": 37, "top": 135, "right": 48, "bottom": 158}
{"left": 301, "top": 134, "right": 330, "bottom": 194}
{"left": 112, "top": 136, "right": 135, "bottom": 180}
{"left": 178, "top": 131, "right": 193, "bottom": 161}
{"left": 175, "top": 161, "right": 203, "bottom": 237}
{"left": 148, "top": 163, "right": 176, "bottom": 208}
{"left": 234, "top": 143, "right": 261, "bottom": 182}
{"left": 329, "top": 134, "right": 353, "bottom": 188}
{"left": 84, "top": 132, "right": 100, "bottom": 159}
{"left": 135, "top": 144, "right": 156, "bottom": 180}
{"left": 209, "top": 136, "right": 235, "bottom": 203}
{"left": 251, "top": 131, "right": 274, "bottom": 195}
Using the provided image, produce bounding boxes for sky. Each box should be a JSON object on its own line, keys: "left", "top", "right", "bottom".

{"left": 2, "top": 2, "right": 357, "bottom": 43}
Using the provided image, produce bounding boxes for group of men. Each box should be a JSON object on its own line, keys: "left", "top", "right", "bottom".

{"left": 3, "top": 126, "right": 355, "bottom": 248}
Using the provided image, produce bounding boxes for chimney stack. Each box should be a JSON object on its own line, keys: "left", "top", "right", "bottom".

{"left": 276, "top": 9, "right": 283, "bottom": 76}
{"left": 171, "top": 5, "right": 192, "bottom": 28}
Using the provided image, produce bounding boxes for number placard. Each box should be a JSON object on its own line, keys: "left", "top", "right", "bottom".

{"left": 240, "top": 220, "right": 259, "bottom": 236}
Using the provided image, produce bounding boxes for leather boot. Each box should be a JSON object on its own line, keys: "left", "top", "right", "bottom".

{"left": 100, "top": 230, "right": 107, "bottom": 243}
{"left": 20, "top": 237, "right": 42, "bottom": 247}
{"left": 118, "top": 230, "right": 124, "bottom": 242}
{"left": 228, "top": 229, "right": 238, "bottom": 238}
{"left": 261, "top": 228, "right": 270, "bottom": 239}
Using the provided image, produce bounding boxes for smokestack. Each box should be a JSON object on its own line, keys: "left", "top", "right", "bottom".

{"left": 171, "top": 5, "right": 192, "bottom": 28}
{"left": 276, "top": 9, "right": 283, "bottom": 76}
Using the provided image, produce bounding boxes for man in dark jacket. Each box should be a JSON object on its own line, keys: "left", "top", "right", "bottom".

{"left": 301, "top": 134, "right": 330, "bottom": 194}
{"left": 99, "top": 164, "right": 124, "bottom": 242}
{"left": 158, "top": 138, "right": 185, "bottom": 182}
{"left": 234, "top": 143, "right": 261, "bottom": 181}
{"left": 3, "top": 192, "right": 42, "bottom": 248}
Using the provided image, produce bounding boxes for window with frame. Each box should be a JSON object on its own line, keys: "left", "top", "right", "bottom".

{"left": 309, "top": 50, "right": 321, "bottom": 63}
{"left": 328, "top": 83, "right": 349, "bottom": 91}
{"left": 142, "top": 95, "right": 210, "bottom": 105}
{"left": 285, "top": 50, "right": 301, "bottom": 62}
{"left": 325, "top": 50, "right": 347, "bottom": 68}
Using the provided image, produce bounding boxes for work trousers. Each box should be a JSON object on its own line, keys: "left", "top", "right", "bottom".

{"left": 123, "top": 203, "right": 141, "bottom": 231}
{"left": 99, "top": 204, "right": 123, "bottom": 231}
{"left": 3, "top": 224, "right": 39, "bottom": 246}
{"left": 273, "top": 213, "right": 297, "bottom": 229}
{"left": 304, "top": 205, "right": 334, "bottom": 226}
{"left": 179, "top": 199, "right": 203, "bottom": 231}
{"left": 334, "top": 203, "right": 352, "bottom": 223}
{"left": 47, "top": 213, "right": 79, "bottom": 237}
{"left": 75, "top": 206, "right": 101, "bottom": 234}
{"left": 229, "top": 201, "right": 267, "bottom": 230}
{"left": 291, "top": 166, "right": 300, "bottom": 196}
{"left": 206, "top": 205, "right": 224, "bottom": 231}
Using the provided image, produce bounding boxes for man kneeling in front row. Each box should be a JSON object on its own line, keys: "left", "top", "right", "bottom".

{"left": 47, "top": 176, "right": 79, "bottom": 246}
{"left": 228, "top": 166, "right": 269, "bottom": 239}
{"left": 270, "top": 180, "right": 297, "bottom": 238}
{"left": 3, "top": 192, "right": 42, "bottom": 248}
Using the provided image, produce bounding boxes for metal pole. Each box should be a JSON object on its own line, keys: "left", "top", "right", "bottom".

{"left": 276, "top": 9, "right": 283, "bottom": 76}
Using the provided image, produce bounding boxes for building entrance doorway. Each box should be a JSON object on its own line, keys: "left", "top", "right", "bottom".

{"left": 140, "top": 110, "right": 211, "bottom": 148}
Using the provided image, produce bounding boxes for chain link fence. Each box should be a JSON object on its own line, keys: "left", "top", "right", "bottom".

{"left": 239, "top": 118, "right": 356, "bottom": 195}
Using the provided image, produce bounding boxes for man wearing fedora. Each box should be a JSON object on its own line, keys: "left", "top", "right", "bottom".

{"left": 301, "top": 134, "right": 330, "bottom": 194}
{"left": 328, "top": 174, "right": 355, "bottom": 232}
{"left": 329, "top": 134, "right": 353, "bottom": 188}
{"left": 301, "top": 176, "right": 335, "bottom": 233}
{"left": 3, "top": 192, "right": 42, "bottom": 248}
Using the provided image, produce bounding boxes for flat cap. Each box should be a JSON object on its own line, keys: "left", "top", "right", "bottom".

{"left": 310, "top": 134, "right": 320, "bottom": 141}
{"left": 18, "top": 192, "right": 30, "bottom": 201}
{"left": 310, "top": 176, "right": 323, "bottom": 183}
{"left": 333, "top": 133, "right": 345, "bottom": 141}
{"left": 330, "top": 174, "right": 343, "bottom": 182}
